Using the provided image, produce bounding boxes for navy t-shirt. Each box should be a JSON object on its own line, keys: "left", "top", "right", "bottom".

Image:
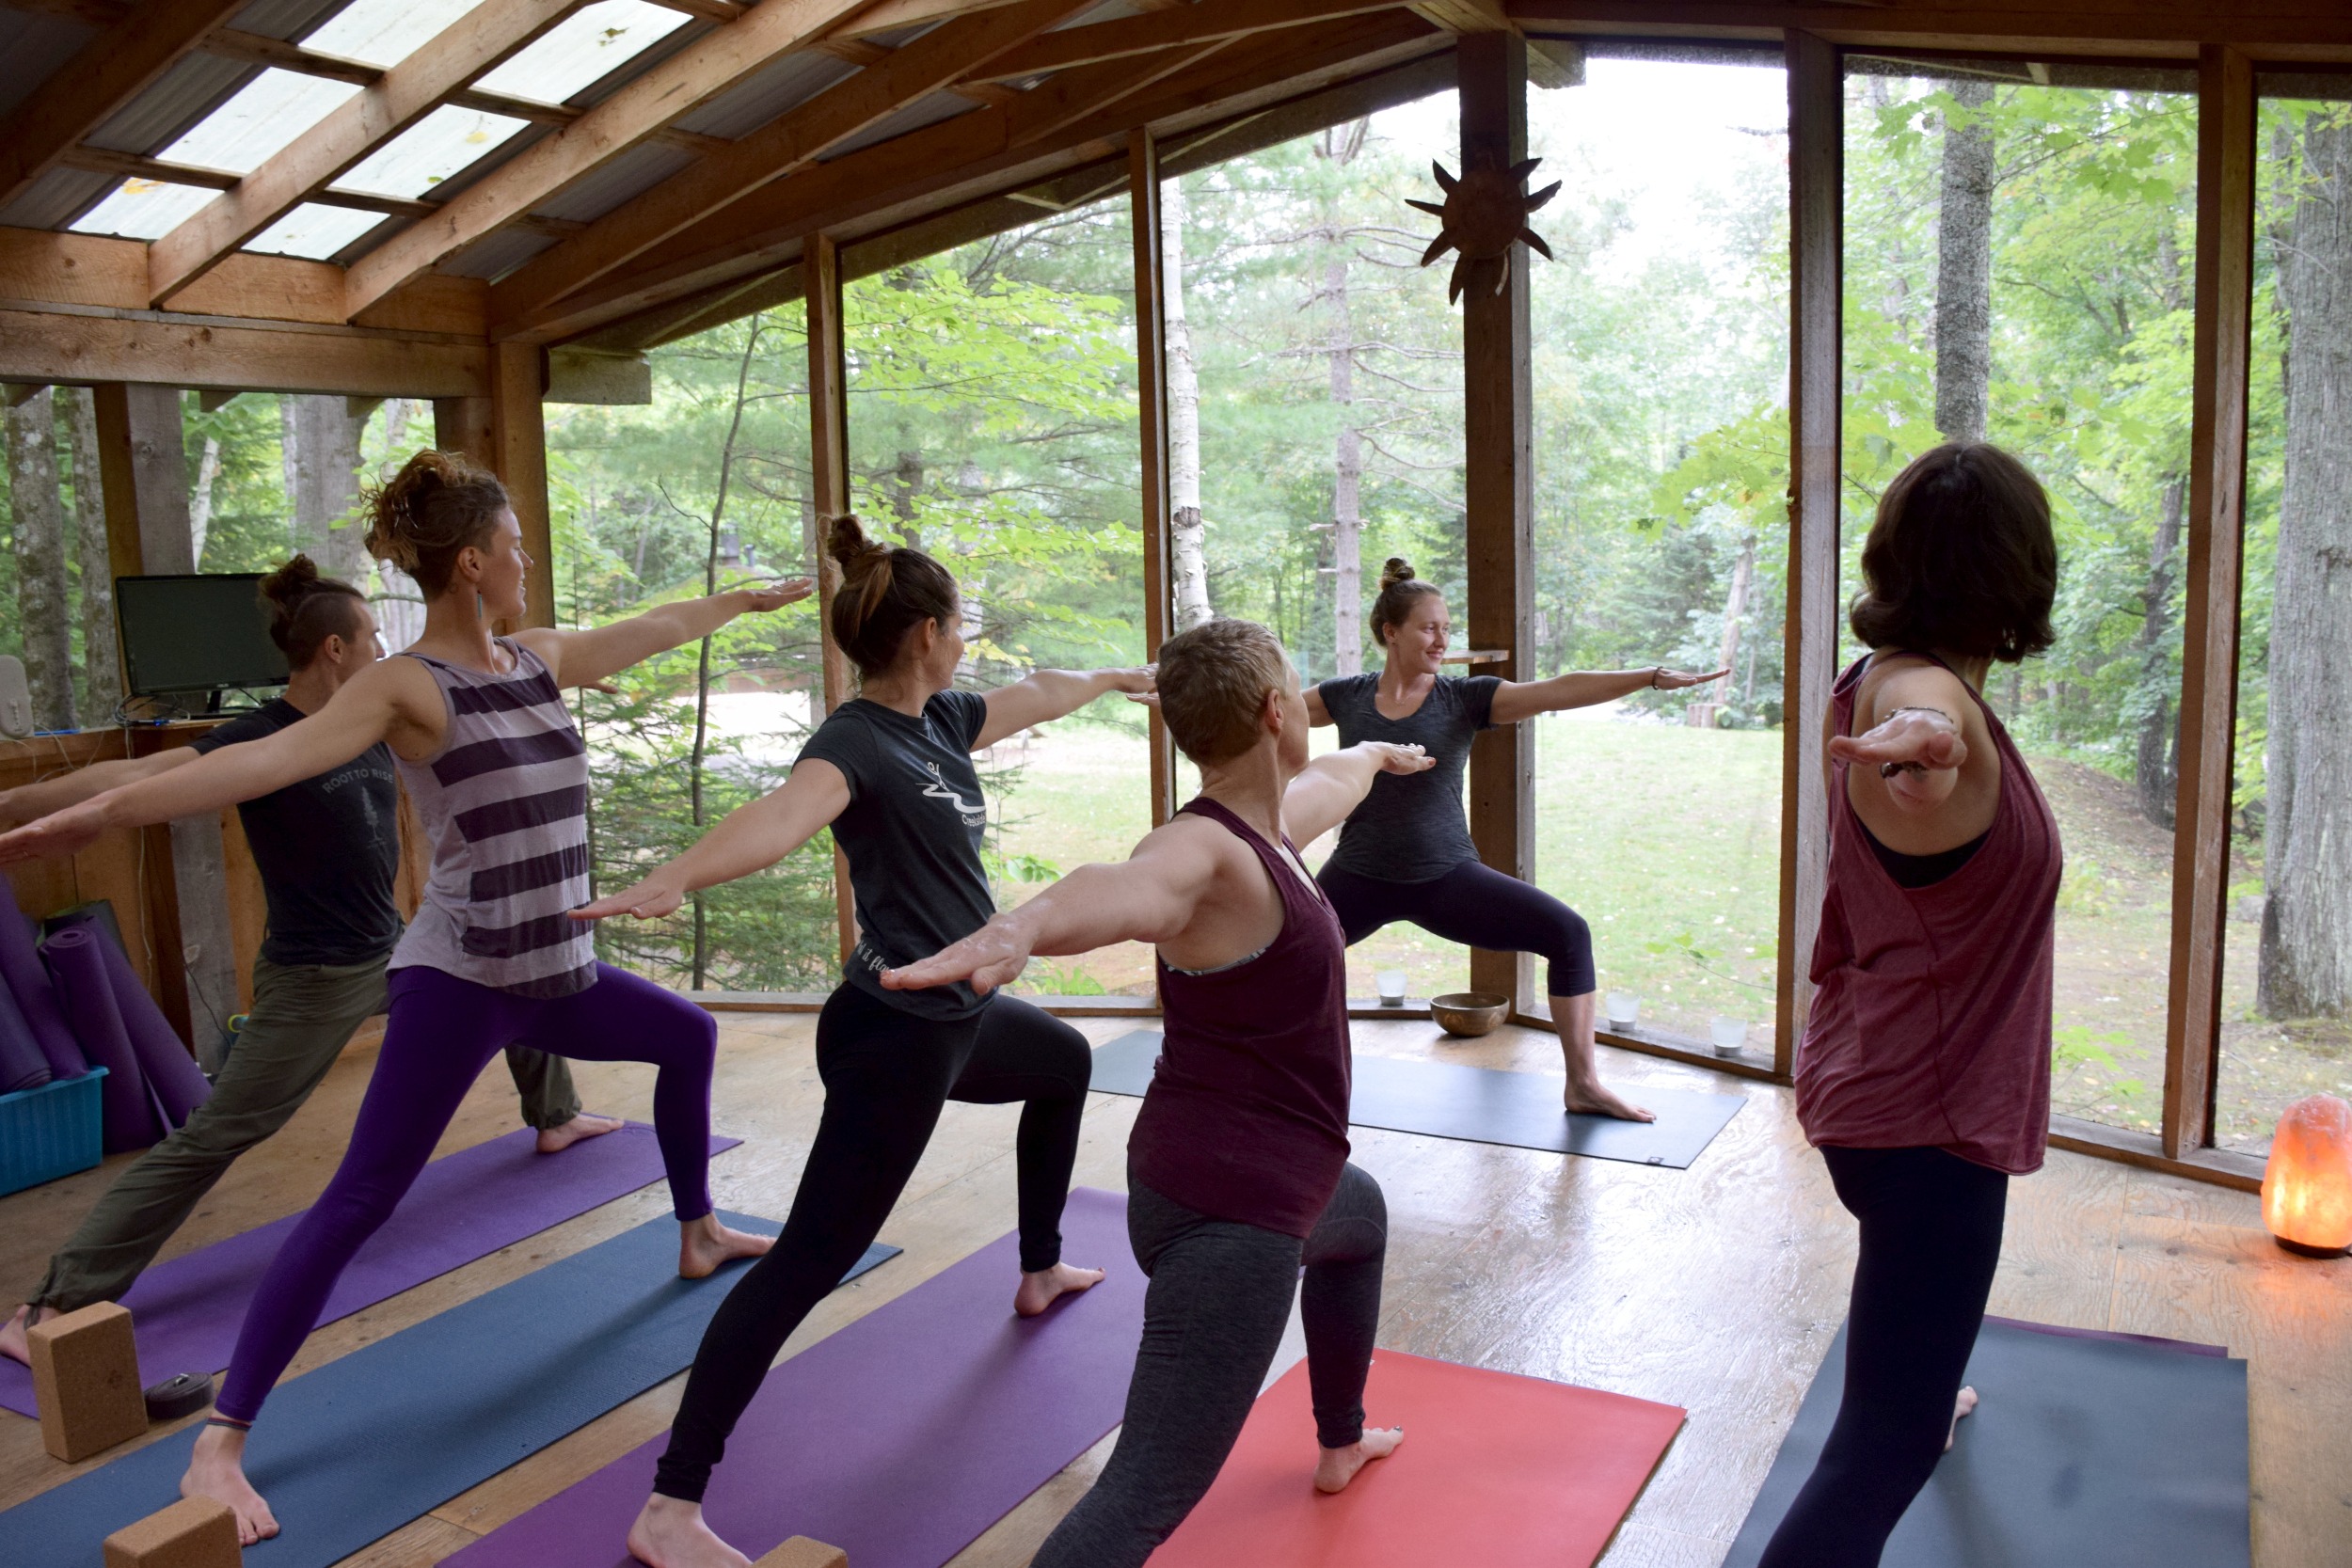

{"left": 1317, "top": 673, "right": 1502, "bottom": 883}
{"left": 797, "top": 689, "right": 996, "bottom": 1020}
{"left": 190, "top": 699, "right": 404, "bottom": 966}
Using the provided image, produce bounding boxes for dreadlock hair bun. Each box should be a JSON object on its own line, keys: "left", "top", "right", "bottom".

{"left": 825, "top": 514, "right": 961, "bottom": 677}
{"left": 364, "top": 450, "right": 508, "bottom": 597}
{"left": 257, "top": 555, "right": 368, "bottom": 670}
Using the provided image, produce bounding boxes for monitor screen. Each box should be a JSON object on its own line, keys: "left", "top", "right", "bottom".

{"left": 115, "top": 575, "right": 290, "bottom": 698}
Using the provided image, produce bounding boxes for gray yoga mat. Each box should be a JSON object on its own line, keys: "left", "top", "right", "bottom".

{"left": 1091, "top": 1030, "right": 1745, "bottom": 1168}
{"left": 1721, "top": 1316, "right": 2251, "bottom": 1568}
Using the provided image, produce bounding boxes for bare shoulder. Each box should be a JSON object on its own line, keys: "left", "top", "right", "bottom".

{"left": 509, "top": 626, "right": 564, "bottom": 678}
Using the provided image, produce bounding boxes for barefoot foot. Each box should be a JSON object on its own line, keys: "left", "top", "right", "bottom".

{"left": 182, "top": 1424, "right": 278, "bottom": 1545}
{"left": 1945, "top": 1385, "right": 1979, "bottom": 1451}
{"left": 0, "top": 1303, "right": 57, "bottom": 1369}
{"left": 1565, "top": 1081, "right": 1656, "bottom": 1122}
{"left": 536, "top": 1111, "right": 626, "bottom": 1154}
{"left": 1015, "top": 1262, "right": 1106, "bottom": 1318}
{"left": 678, "top": 1214, "right": 773, "bottom": 1280}
{"left": 1314, "top": 1426, "right": 1405, "bottom": 1494}
{"left": 627, "top": 1494, "right": 753, "bottom": 1568}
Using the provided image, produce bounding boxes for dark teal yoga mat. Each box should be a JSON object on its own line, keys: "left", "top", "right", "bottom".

{"left": 0, "top": 1214, "right": 896, "bottom": 1568}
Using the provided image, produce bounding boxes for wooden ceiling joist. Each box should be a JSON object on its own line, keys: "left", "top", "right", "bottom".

{"left": 0, "top": 0, "right": 249, "bottom": 210}
{"left": 340, "top": 0, "right": 887, "bottom": 320}
{"left": 1501, "top": 1, "right": 2352, "bottom": 55}
{"left": 145, "top": 0, "right": 592, "bottom": 308}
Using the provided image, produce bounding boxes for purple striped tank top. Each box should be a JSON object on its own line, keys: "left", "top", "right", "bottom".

{"left": 389, "top": 639, "right": 596, "bottom": 998}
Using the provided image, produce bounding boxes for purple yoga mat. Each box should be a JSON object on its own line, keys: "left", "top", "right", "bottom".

{"left": 0, "top": 906, "right": 83, "bottom": 1078}
{"left": 0, "top": 1121, "right": 741, "bottom": 1418}
{"left": 42, "top": 925, "right": 159, "bottom": 1152}
{"left": 1987, "top": 1314, "right": 2229, "bottom": 1358}
{"left": 449, "top": 1186, "right": 1146, "bottom": 1568}
{"left": 0, "top": 966, "right": 51, "bottom": 1092}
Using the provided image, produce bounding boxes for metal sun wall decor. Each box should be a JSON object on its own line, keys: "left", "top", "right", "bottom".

{"left": 1411, "top": 157, "right": 1563, "bottom": 303}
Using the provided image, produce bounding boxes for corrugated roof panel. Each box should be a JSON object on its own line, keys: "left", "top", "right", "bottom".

{"left": 332, "top": 103, "right": 532, "bottom": 198}
{"left": 528, "top": 139, "right": 694, "bottom": 222}
{"left": 439, "top": 226, "right": 555, "bottom": 279}
{"left": 71, "top": 180, "right": 219, "bottom": 240}
{"left": 398, "top": 119, "right": 556, "bottom": 202}
{"left": 818, "top": 89, "right": 977, "bottom": 162}
{"left": 303, "top": 0, "right": 485, "bottom": 69}
{"left": 324, "top": 210, "right": 409, "bottom": 265}
{"left": 472, "top": 0, "right": 691, "bottom": 106}
{"left": 673, "top": 49, "right": 859, "bottom": 141}
{"left": 161, "top": 69, "right": 361, "bottom": 174}
{"left": 245, "top": 200, "right": 386, "bottom": 258}
{"left": 232, "top": 0, "right": 358, "bottom": 44}
{"left": 0, "top": 167, "right": 117, "bottom": 234}
{"left": 83, "top": 53, "right": 258, "bottom": 155}
{"left": 562, "top": 13, "right": 711, "bottom": 112}
{"left": 0, "top": 11, "right": 95, "bottom": 122}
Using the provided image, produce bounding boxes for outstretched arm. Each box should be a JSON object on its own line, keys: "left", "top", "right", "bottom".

{"left": 1281, "top": 741, "right": 1432, "bottom": 846}
{"left": 974, "top": 666, "right": 1155, "bottom": 750}
{"left": 0, "top": 749, "right": 193, "bottom": 830}
{"left": 1488, "top": 665, "right": 1726, "bottom": 725}
{"left": 516, "top": 579, "right": 813, "bottom": 690}
{"left": 1828, "top": 661, "right": 1980, "bottom": 817}
{"left": 570, "top": 758, "right": 851, "bottom": 921}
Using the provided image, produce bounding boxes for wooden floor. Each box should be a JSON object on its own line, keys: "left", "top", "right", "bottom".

{"left": 3, "top": 1014, "right": 2347, "bottom": 1567}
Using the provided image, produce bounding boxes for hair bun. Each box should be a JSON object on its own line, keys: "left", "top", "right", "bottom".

{"left": 1379, "top": 558, "right": 1417, "bottom": 590}
{"left": 827, "top": 514, "right": 888, "bottom": 569}
{"left": 259, "top": 553, "right": 323, "bottom": 608}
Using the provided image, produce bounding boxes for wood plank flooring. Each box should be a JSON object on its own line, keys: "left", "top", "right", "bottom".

{"left": 3, "top": 1015, "right": 2345, "bottom": 1566}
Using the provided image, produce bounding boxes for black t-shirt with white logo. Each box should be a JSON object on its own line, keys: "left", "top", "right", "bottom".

{"left": 797, "top": 689, "right": 996, "bottom": 1019}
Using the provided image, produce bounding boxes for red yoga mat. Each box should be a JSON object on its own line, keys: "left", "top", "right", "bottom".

{"left": 1144, "top": 1351, "right": 1684, "bottom": 1568}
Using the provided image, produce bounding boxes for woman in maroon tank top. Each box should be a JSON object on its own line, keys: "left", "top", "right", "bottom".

{"left": 888, "top": 618, "right": 1434, "bottom": 1567}
{"left": 1761, "top": 443, "right": 2064, "bottom": 1568}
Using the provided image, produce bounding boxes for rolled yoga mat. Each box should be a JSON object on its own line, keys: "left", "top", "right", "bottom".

{"left": 447, "top": 1185, "right": 1148, "bottom": 1568}
{"left": 1143, "top": 1350, "right": 1686, "bottom": 1568}
{"left": 0, "top": 1122, "right": 744, "bottom": 1418}
{"left": 0, "top": 1213, "right": 898, "bottom": 1568}
{"left": 0, "top": 966, "right": 51, "bottom": 1092}
{"left": 55, "top": 910, "right": 212, "bottom": 1122}
{"left": 41, "top": 924, "right": 162, "bottom": 1152}
{"left": 1720, "top": 1315, "right": 2251, "bottom": 1568}
{"left": 0, "top": 905, "right": 84, "bottom": 1079}
{"left": 1092, "top": 1030, "right": 1747, "bottom": 1168}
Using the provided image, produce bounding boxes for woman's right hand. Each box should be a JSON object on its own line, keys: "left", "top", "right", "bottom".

{"left": 1364, "top": 741, "right": 1434, "bottom": 775}
{"left": 0, "top": 798, "right": 109, "bottom": 866}
{"left": 570, "top": 872, "right": 689, "bottom": 922}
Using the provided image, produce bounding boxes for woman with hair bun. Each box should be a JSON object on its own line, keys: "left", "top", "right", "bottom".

{"left": 1306, "top": 557, "right": 1725, "bottom": 1122}
{"left": 0, "top": 450, "right": 809, "bottom": 1544}
{"left": 577, "top": 514, "right": 1152, "bottom": 1568}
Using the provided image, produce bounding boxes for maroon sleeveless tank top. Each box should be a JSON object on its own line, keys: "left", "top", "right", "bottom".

{"left": 1796, "top": 652, "right": 2063, "bottom": 1174}
{"left": 1128, "top": 797, "right": 1353, "bottom": 1239}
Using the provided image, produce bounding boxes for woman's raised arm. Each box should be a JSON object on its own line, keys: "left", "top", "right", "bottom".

{"left": 516, "top": 580, "right": 813, "bottom": 691}
{"left": 1281, "top": 741, "right": 1432, "bottom": 846}
{"left": 974, "top": 666, "right": 1155, "bottom": 751}
{"left": 570, "top": 758, "right": 852, "bottom": 922}
{"left": 1487, "top": 665, "right": 1726, "bottom": 725}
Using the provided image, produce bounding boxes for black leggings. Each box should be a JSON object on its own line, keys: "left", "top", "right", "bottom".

{"left": 1318, "top": 859, "right": 1597, "bottom": 998}
{"left": 651, "top": 984, "right": 1092, "bottom": 1502}
{"left": 1757, "top": 1145, "right": 2009, "bottom": 1568}
{"left": 1032, "top": 1164, "right": 1388, "bottom": 1568}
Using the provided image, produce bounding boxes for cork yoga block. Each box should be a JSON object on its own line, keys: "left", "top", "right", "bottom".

{"left": 28, "top": 1300, "right": 148, "bottom": 1463}
{"left": 103, "top": 1496, "right": 242, "bottom": 1567}
{"left": 755, "top": 1537, "right": 849, "bottom": 1568}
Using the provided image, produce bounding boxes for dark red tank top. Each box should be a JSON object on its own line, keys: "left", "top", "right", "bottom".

{"left": 1128, "top": 797, "right": 1353, "bottom": 1239}
{"left": 1797, "top": 652, "right": 2062, "bottom": 1174}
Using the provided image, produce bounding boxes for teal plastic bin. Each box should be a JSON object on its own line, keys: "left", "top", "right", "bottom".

{"left": 0, "top": 1067, "right": 107, "bottom": 1197}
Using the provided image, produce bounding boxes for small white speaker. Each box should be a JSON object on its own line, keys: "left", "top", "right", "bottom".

{"left": 0, "top": 656, "right": 32, "bottom": 738}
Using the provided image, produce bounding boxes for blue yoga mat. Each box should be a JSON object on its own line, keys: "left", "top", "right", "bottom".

{"left": 0, "top": 1214, "right": 897, "bottom": 1568}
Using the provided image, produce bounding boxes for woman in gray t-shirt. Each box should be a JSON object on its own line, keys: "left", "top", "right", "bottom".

{"left": 1309, "top": 558, "right": 1723, "bottom": 1123}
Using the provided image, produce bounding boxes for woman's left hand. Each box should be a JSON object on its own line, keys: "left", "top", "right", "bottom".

{"left": 1102, "top": 665, "right": 1155, "bottom": 697}
{"left": 735, "top": 578, "right": 816, "bottom": 613}
{"left": 883, "top": 919, "right": 1034, "bottom": 998}
{"left": 1649, "top": 666, "right": 1730, "bottom": 691}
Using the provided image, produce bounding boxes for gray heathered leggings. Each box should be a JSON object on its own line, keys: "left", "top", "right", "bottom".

{"left": 1032, "top": 1162, "right": 1388, "bottom": 1568}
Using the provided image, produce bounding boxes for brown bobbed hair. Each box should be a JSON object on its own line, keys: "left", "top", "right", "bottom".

{"left": 1156, "top": 618, "right": 1292, "bottom": 767}
{"left": 828, "top": 514, "right": 960, "bottom": 676}
{"left": 1849, "top": 442, "right": 2058, "bottom": 663}
{"left": 1369, "top": 557, "right": 1442, "bottom": 647}
{"left": 258, "top": 555, "right": 369, "bottom": 670}
{"left": 364, "top": 450, "right": 510, "bottom": 597}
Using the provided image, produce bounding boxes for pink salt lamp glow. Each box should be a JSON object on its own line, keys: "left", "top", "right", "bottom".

{"left": 2261, "top": 1094, "right": 2352, "bottom": 1259}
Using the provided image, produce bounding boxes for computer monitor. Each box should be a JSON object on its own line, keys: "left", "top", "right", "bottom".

{"left": 114, "top": 575, "right": 290, "bottom": 702}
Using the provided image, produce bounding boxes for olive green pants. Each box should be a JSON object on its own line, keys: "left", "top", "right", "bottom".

{"left": 26, "top": 953, "right": 580, "bottom": 1313}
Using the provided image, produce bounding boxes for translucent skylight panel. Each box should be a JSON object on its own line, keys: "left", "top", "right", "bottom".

{"left": 158, "top": 69, "right": 359, "bottom": 175}
{"left": 472, "top": 0, "right": 693, "bottom": 107}
{"left": 69, "top": 180, "right": 216, "bottom": 240}
{"left": 244, "top": 202, "right": 387, "bottom": 259}
{"left": 302, "top": 0, "right": 484, "bottom": 70}
{"left": 331, "top": 103, "right": 531, "bottom": 198}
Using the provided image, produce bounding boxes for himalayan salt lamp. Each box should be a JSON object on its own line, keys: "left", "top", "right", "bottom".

{"left": 2261, "top": 1094, "right": 2352, "bottom": 1258}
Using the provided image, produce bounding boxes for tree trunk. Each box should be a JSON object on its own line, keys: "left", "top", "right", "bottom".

{"left": 7, "top": 392, "right": 75, "bottom": 730}
{"left": 1163, "top": 179, "right": 1211, "bottom": 630}
{"left": 888, "top": 450, "right": 923, "bottom": 547}
{"left": 2260, "top": 109, "right": 2352, "bottom": 1019}
{"left": 1934, "top": 79, "right": 1995, "bottom": 444}
{"left": 1716, "top": 531, "right": 1756, "bottom": 681}
{"left": 63, "top": 388, "right": 119, "bottom": 715}
{"left": 280, "top": 394, "right": 372, "bottom": 581}
{"left": 187, "top": 435, "right": 222, "bottom": 567}
{"left": 1327, "top": 250, "right": 1363, "bottom": 677}
{"left": 2135, "top": 477, "right": 2185, "bottom": 828}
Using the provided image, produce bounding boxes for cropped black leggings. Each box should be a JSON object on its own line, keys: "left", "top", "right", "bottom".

{"left": 1318, "top": 859, "right": 1597, "bottom": 998}
{"left": 651, "top": 983, "right": 1091, "bottom": 1503}
{"left": 1757, "top": 1145, "right": 2010, "bottom": 1568}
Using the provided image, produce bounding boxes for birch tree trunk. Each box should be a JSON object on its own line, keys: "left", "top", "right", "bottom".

{"left": 281, "top": 394, "right": 373, "bottom": 582}
{"left": 7, "top": 392, "right": 76, "bottom": 730}
{"left": 1934, "top": 79, "right": 1995, "bottom": 444}
{"left": 63, "top": 388, "right": 119, "bottom": 714}
{"left": 1327, "top": 250, "right": 1363, "bottom": 676}
{"left": 2135, "top": 477, "right": 2185, "bottom": 828}
{"left": 1163, "top": 179, "right": 1211, "bottom": 629}
{"left": 1715, "top": 531, "right": 1756, "bottom": 681}
{"left": 187, "top": 435, "right": 222, "bottom": 567}
{"left": 2260, "top": 109, "right": 2352, "bottom": 1019}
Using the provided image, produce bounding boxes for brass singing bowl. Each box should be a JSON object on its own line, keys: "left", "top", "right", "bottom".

{"left": 1430, "top": 990, "right": 1511, "bottom": 1038}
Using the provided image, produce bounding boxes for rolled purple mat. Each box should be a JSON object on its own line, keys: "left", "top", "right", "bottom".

{"left": 87, "top": 920, "right": 210, "bottom": 1122}
{"left": 0, "top": 905, "right": 84, "bottom": 1078}
{"left": 43, "top": 926, "right": 162, "bottom": 1152}
{"left": 0, "top": 972, "right": 52, "bottom": 1093}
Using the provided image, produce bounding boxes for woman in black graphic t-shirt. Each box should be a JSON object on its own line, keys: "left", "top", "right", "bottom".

{"left": 576, "top": 515, "right": 1152, "bottom": 1568}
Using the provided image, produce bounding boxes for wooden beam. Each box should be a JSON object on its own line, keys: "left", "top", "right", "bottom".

{"left": 1778, "top": 28, "right": 1839, "bottom": 1079}
{"left": 0, "top": 307, "right": 488, "bottom": 398}
{"left": 1502, "top": 0, "right": 2352, "bottom": 54}
{"left": 56, "top": 148, "right": 438, "bottom": 220}
{"left": 977, "top": 0, "right": 1403, "bottom": 80}
{"left": 2163, "top": 44, "right": 2255, "bottom": 1160}
{"left": 649, "top": 0, "right": 749, "bottom": 21}
{"left": 487, "top": 342, "right": 555, "bottom": 627}
{"left": 341, "top": 0, "right": 882, "bottom": 319}
{"left": 203, "top": 27, "right": 386, "bottom": 87}
{"left": 804, "top": 230, "right": 858, "bottom": 965}
{"left": 1129, "top": 129, "right": 1180, "bottom": 830}
{"left": 148, "top": 0, "right": 586, "bottom": 307}
{"left": 1413, "top": 0, "right": 1508, "bottom": 31}
{"left": 0, "top": 0, "right": 247, "bottom": 210}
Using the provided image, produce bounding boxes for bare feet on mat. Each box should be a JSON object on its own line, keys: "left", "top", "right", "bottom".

{"left": 628, "top": 1495, "right": 752, "bottom": 1568}
{"left": 536, "top": 1111, "right": 626, "bottom": 1153}
{"left": 1014, "top": 1262, "right": 1106, "bottom": 1318}
{"left": 1313, "top": 1426, "right": 1406, "bottom": 1494}
{"left": 678, "top": 1214, "right": 774, "bottom": 1279}
{"left": 1564, "top": 1079, "right": 1656, "bottom": 1123}
{"left": 183, "top": 1424, "right": 278, "bottom": 1544}
{"left": 1946, "top": 1385, "right": 1979, "bottom": 1451}
{"left": 0, "top": 1303, "right": 57, "bottom": 1368}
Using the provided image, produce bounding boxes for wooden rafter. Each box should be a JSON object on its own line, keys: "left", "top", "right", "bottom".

{"left": 976, "top": 0, "right": 1408, "bottom": 80}
{"left": 341, "top": 0, "right": 887, "bottom": 319}
{"left": 0, "top": 0, "right": 248, "bottom": 210}
{"left": 146, "top": 0, "right": 589, "bottom": 308}
{"left": 1502, "top": 1, "right": 2352, "bottom": 53}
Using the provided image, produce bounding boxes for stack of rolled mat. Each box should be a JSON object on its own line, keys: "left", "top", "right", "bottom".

{"left": 0, "top": 906, "right": 83, "bottom": 1086}
{"left": 41, "top": 920, "right": 212, "bottom": 1150}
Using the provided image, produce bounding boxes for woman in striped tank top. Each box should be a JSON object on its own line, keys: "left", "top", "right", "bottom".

{"left": 0, "top": 451, "right": 807, "bottom": 1545}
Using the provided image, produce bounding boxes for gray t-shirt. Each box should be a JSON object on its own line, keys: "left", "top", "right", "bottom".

{"left": 1317, "top": 673, "right": 1501, "bottom": 883}
{"left": 797, "top": 689, "right": 996, "bottom": 1020}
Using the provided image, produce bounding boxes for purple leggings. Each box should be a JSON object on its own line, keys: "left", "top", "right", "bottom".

{"left": 215, "top": 962, "right": 716, "bottom": 1423}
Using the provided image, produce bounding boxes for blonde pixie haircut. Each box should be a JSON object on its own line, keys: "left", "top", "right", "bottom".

{"left": 1156, "top": 618, "right": 1292, "bottom": 766}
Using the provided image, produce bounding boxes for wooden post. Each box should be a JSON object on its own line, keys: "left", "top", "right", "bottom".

{"left": 488, "top": 341, "right": 554, "bottom": 628}
{"left": 1129, "top": 128, "right": 1179, "bottom": 829}
{"left": 1777, "top": 31, "right": 1842, "bottom": 1081}
{"left": 432, "top": 395, "right": 495, "bottom": 467}
{"left": 2163, "top": 45, "right": 2256, "bottom": 1160}
{"left": 1457, "top": 33, "right": 1534, "bottom": 1012}
{"left": 806, "top": 230, "right": 858, "bottom": 965}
